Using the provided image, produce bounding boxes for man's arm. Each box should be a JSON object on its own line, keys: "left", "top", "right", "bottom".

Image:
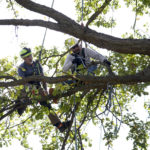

{"left": 86, "top": 48, "right": 111, "bottom": 66}
{"left": 62, "top": 54, "right": 74, "bottom": 72}
{"left": 86, "top": 48, "right": 106, "bottom": 62}
{"left": 18, "top": 66, "right": 26, "bottom": 77}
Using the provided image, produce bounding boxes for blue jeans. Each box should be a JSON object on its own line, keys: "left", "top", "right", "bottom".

{"left": 87, "top": 65, "right": 97, "bottom": 75}
{"left": 63, "top": 65, "right": 97, "bottom": 85}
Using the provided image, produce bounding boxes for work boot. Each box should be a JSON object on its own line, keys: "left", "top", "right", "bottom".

{"left": 49, "top": 88, "right": 59, "bottom": 104}
{"left": 57, "top": 121, "right": 72, "bottom": 133}
{"left": 17, "top": 107, "right": 26, "bottom": 116}
{"left": 40, "top": 101, "right": 51, "bottom": 110}
{"left": 15, "top": 99, "right": 27, "bottom": 116}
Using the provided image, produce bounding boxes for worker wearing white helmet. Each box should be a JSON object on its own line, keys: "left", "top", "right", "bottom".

{"left": 63, "top": 38, "right": 111, "bottom": 74}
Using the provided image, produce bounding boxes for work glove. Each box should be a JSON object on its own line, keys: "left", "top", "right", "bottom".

{"left": 103, "top": 59, "right": 111, "bottom": 66}
{"left": 72, "top": 57, "right": 82, "bottom": 66}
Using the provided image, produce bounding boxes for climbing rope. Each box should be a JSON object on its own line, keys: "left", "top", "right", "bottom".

{"left": 110, "top": 0, "right": 115, "bottom": 35}
{"left": 74, "top": 93, "right": 78, "bottom": 150}
{"left": 72, "top": 1, "right": 85, "bottom": 149}
{"left": 9, "top": 0, "right": 18, "bottom": 38}
{"left": 73, "top": 63, "right": 79, "bottom": 150}
{"left": 104, "top": 84, "right": 123, "bottom": 137}
{"left": 38, "top": 0, "right": 55, "bottom": 62}
{"left": 81, "top": 0, "right": 84, "bottom": 23}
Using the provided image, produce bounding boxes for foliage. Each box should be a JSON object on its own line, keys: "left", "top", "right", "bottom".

{"left": 124, "top": 113, "right": 150, "bottom": 150}
{"left": 74, "top": 0, "right": 119, "bottom": 27}
{"left": 0, "top": 0, "right": 150, "bottom": 150}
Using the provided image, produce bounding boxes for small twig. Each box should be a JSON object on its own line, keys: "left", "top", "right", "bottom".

{"left": 8, "top": 112, "right": 36, "bottom": 129}
{"left": 0, "top": 76, "right": 17, "bottom": 81}
{"left": 78, "top": 129, "right": 84, "bottom": 150}
{"left": 52, "top": 49, "right": 72, "bottom": 77}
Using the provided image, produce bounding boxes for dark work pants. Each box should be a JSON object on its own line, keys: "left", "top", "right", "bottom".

{"left": 16, "top": 86, "right": 60, "bottom": 125}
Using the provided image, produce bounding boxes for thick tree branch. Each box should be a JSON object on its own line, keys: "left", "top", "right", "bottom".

{"left": 14, "top": 0, "right": 73, "bottom": 24}
{"left": 0, "top": 76, "right": 17, "bottom": 81}
{"left": 86, "top": 0, "right": 112, "bottom": 27}
{"left": 0, "top": 0, "right": 150, "bottom": 55}
{"left": 0, "top": 19, "right": 60, "bottom": 30}
{"left": 0, "top": 18, "right": 150, "bottom": 55}
{"left": 0, "top": 66, "right": 150, "bottom": 88}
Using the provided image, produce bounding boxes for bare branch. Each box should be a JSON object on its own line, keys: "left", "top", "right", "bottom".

{"left": 0, "top": 108, "right": 16, "bottom": 121}
{"left": 12, "top": 0, "right": 150, "bottom": 55}
{"left": 8, "top": 113, "right": 36, "bottom": 129}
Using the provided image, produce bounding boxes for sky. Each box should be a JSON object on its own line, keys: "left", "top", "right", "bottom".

{"left": 0, "top": 0, "right": 150, "bottom": 150}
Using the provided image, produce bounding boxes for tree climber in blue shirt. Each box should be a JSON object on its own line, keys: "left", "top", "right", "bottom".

{"left": 16, "top": 47, "right": 71, "bottom": 132}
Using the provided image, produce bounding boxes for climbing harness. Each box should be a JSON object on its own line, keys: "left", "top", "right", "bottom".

{"left": 71, "top": 48, "right": 86, "bottom": 73}
{"left": 74, "top": 92, "right": 78, "bottom": 150}
{"left": 72, "top": 0, "right": 84, "bottom": 147}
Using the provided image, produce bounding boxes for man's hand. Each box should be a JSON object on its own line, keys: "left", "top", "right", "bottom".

{"left": 103, "top": 59, "right": 111, "bottom": 66}
{"left": 72, "top": 57, "right": 82, "bottom": 65}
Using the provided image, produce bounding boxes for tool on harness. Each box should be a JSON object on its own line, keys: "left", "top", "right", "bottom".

{"left": 72, "top": 54, "right": 85, "bottom": 67}
{"left": 15, "top": 98, "right": 29, "bottom": 116}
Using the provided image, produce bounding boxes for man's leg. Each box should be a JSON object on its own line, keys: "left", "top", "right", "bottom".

{"left": 48, "top": 111, "right": 71, "bottom": 133}
{"left": 49, "top": 88, "right": 58, "bottom": 104}
{"left": 87, "top": 65, "right": 97, "bottom": 75}
{"left": 48, "top": 111, "right": 60, "bottom": 125}
{"left": 16, "top": 89, "right": 28, "bottom": 116}
{"left": 15, "top": 99, "right": 27, "bottom": 116}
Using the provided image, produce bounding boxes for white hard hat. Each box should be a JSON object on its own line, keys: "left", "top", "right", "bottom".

{"left": 67, "top": 38, "right": 79, "bottom": 49}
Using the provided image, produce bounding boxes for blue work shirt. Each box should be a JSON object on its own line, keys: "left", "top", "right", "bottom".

{"left": 18, "top": 61, "right": 43, "bottom": 86}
